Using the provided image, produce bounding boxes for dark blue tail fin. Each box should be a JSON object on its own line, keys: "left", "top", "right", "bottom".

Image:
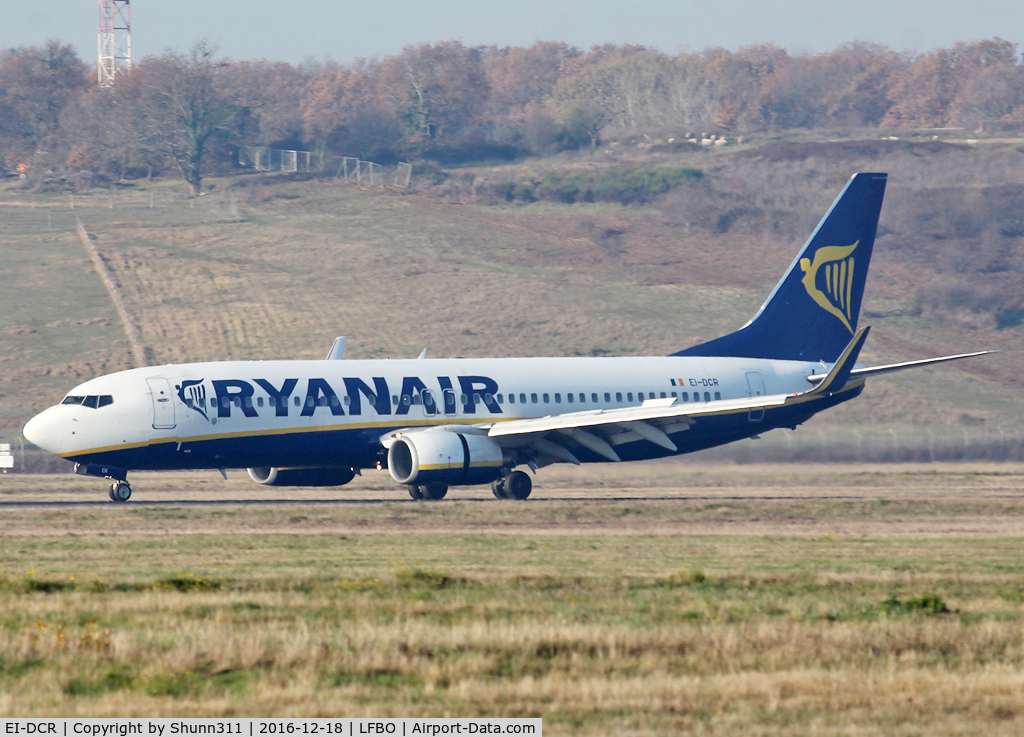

{"left": 674, "top": 172, "right": 887, "bottom": 362}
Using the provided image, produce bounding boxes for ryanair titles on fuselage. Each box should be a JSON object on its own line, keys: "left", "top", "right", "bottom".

{"left": 175, "top": 375, "right": 503, "bottom": 422}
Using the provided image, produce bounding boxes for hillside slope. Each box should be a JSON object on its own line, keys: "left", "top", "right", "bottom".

{"left": 1, "top": 140, "right": 1020, "bottom": 454}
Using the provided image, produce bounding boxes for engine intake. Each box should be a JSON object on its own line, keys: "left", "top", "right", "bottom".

{"left": 247, "top": 467, "right": 356, "bottom": 487}
{"left": 388, "top": 431, "right": 504, "bottom": 486}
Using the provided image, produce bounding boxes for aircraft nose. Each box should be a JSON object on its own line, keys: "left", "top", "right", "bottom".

{"left": 23, "top": 407, "right": 64, "bottom": 454}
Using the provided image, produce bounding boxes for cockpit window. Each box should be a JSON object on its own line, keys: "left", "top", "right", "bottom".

{"left": 62, "top": 395, "right": 113, "bottom": 409}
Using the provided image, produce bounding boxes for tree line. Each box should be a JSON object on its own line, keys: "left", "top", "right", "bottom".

{"left": 3, "top": 37, "right": 1024, "bottom": 194}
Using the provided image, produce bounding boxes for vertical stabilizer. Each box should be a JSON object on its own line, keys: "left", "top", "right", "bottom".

{"left": 674, "top": 172, "right": 887, "bottom": 362}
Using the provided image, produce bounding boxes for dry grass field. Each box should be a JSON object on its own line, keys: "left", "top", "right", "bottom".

{"left": 1, "top": 462, "right": 1024, "bottom": 735}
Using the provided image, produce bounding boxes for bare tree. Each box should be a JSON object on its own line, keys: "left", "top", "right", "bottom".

{"left": 0, "top": 41, "right": 89, "bottom": 166}
{"left": 132, "top": 42, "right": 240, "bottom": 195}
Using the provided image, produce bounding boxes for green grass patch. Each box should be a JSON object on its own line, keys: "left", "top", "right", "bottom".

{"left": 63, "top": 666, "right": 134, "bottom": 697}
{"left": 157, "top": 572, "right": 223, "bottom": 592}
{"left": 145, "top": 669, "right": 255, "bottom": 698}
{"left": 327, "top": 669, "right": 423, "bottom": 689}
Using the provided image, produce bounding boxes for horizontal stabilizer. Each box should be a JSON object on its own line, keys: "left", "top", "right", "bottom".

{"left": 807, "top": 349, "right": 999, "bottom": 383}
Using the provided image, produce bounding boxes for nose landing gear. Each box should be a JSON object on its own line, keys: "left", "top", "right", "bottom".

{"left": 75, "top": 463, "right": 132, "bottom": 503}
{"left": 108, "top": 481, "right": 132, "bottom": 503}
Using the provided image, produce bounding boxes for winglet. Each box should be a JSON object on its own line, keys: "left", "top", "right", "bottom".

{"left": 806, "top": 326, "right": 870, "bottom": 396}
{"left": 326, "top": 336, "right": 346, "bottom": 360}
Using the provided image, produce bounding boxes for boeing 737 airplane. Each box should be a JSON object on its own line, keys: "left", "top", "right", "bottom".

{"left": 23, "top": 172, "right": 995, "bottom": 502}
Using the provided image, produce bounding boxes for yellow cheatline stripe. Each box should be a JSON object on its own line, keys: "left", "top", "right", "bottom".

{"left": 58, "top": 415, "right": 526, "bottom": 459}
{"left": 417, "top": 461, "right": 502, "bottom": 471}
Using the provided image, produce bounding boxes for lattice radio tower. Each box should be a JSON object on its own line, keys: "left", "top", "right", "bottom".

{"left": 98, "top": 0, "right": 131, "bottom": 87}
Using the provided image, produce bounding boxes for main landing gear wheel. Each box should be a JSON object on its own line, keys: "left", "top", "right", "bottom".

{"left": 506, "top": 470, "right": 532, "bottom": 500}
{"left": 109, "top": 482, "right": 132, "bottom": 503}
{"left": 409, "top": 484, "right": 447, "bottom": 501}
{"left": 493, "top": 471, "right": 532, "bottom": 500}
{"left": 491, "top": 477, "right": 509, "bottom": 499}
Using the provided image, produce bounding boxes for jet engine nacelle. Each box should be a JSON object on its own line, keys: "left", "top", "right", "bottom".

{"left": 247, "top": 466, "right": 356, "bottom": 487}
{"left": 388, "top": 430, "right": 504, "bottom": 486}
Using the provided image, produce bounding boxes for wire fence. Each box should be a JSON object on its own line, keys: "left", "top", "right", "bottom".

{"left": 689, "top": 423, "right": 1024, "bottom": 464}
{"left": 245, "top": 147, "right": 412, "bottom": 188}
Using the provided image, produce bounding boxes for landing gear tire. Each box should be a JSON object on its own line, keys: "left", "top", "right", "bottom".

{"left": 108, "top": 485, "right": 117, "bottom": 502}
{"left": 421, "top": 483, "right": 448, "bottom": 501}
{"left": 110, "top": 482, "right": 132, "bottom": 503}
{"left": 408, "top": 485, "right": 424, "bottom": 501}
{"left": 506, "top": 470, "right": 532, "bottom": 500}
{"left": 491, "top": 478, "right": 509, "bottom": 499}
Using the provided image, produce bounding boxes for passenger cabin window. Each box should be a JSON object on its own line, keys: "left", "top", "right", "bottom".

{"left": 592, "top": 393, "right": 599, "bottom": 403}
{"left": 531, "top": 393, "right": 538, "bottom": 403}
{"left": 294, "top": 396, "right": 301, "bottom": 407}
{"left": 520, "top": 393, "right": 527, "bottom": 404}
{"left": 508, "top": 393, "right": 515, "bottom": 404}
{"left": 543, "top": 393, "right": 550, "bottom": 403}
{"left": 497, "top": 394, "right": 504, "bottom": 404}
{"left": 627, "top": 393, "right": 633, "bottom": 402}
{"left": 704, "top": 392, "right": 711, "bottom": 402}
{"left": 566, "top": 393, "right": 572, "bottom": 403}
{"left": 616, "top": 392, "right": 622, "bottom": 402}
{"left": 257, "top": 397, "right": 264, "bottom": 407}
{"left": 682, "top": 392, "right": 689, "bottom": 402}
{"left": 714, "top": 391, "right": 721, "bottom": 401}
{"left": 604, "top": 393, "right": 610, "bottom": 402}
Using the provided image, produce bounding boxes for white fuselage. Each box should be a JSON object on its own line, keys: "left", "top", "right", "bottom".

{"left": 25, "top": 354, "right": 833, "bottom": 471}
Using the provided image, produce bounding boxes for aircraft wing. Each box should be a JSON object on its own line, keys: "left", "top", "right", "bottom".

{"left": 482, "top": 326, "right": 870, "bottom": 463}
{"left": 381, "top": 328, "right": 871, "bottom": 465}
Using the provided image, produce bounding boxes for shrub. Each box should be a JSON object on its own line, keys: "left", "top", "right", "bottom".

{"left": 881, "top": 594, "right": 951, "bottom": 615}
{"left": 539, "top": 166, "right": 704, "bottom": 205}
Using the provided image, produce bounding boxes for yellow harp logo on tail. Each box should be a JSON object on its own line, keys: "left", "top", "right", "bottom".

{"left": 799, "top": 241, "right": 858, "bottom": 334}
